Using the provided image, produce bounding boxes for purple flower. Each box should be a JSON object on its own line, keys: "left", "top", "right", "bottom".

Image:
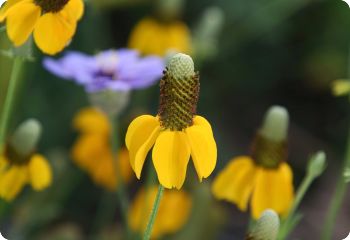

{"left": 43, "top": 49, "right": 165, "bottom": 92}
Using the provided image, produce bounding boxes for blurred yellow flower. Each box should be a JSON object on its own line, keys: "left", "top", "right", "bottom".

{"left": 212, "top": 156, "right": 294, "bottom": 219}
{"left": 125, "top": 54, "right": 217, "bottom": 189}
{"left": 0, "top": 152, "right": 52, "bottom": 201}
{"left": 128, "top": 186, "right": 192, "bottom": 239}
{"left": 0, "top": 0, "right": 84, "bottom": 55}
{"left": 212, "top": 106, "right": 294, "bottom": 219}
{"left": 72, "top": 107, "right": 133, "bottom": 191}
{"left": 128, "top": 17, "right": 191, "bottom": 56}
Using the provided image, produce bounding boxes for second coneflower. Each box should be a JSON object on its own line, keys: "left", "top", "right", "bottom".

{"left": 0, "top": 0, "right": 84, "bottom": 55}
{"left": 212, "top": 106, "right": 294, "bottom": 219}
{"left": 125, "top": 53, "right": 217, "bottom": 189}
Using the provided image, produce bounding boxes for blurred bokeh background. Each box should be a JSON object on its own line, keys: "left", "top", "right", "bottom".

{"left": 1, "top": 0, "right": 350, "bottom": 239}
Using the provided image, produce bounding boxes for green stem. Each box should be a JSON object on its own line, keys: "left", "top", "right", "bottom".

{"left": 321, "top": 129, "right": 350, "bottom": 240}
{"left": 143, "top": 185, "right": 164, "bottom": 240}
{"left": 0, "top": 58, "right": 23, "bottom": 147}
{"left": 278, "top": 174, "right": 314, "bottom": 239}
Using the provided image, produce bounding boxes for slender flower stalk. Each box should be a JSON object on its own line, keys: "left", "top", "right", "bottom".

{"left": 143, "top": 185, "right": 164, "bottom": 240}
{"left": 0, "top": 57, "right": 23, "bottom": 147}
{"left": 278, "top": 152, "right": 326, "bottom": 239}
{"left": 322, "top": 130, "right": 350, "bottom": 240}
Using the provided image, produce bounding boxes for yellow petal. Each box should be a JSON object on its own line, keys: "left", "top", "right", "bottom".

{"left": 193, "top": 115, "right": 213, "bottom": 135}
{"left": 186, "top": 123, "right": 217, "bottom": 180}
{"left": 152, "top": 131, "right": 191, "bottom": 189}
{"left": 33, "top": 12, "right": 76, "bottom": 55}
{"left": 6, "top": 0, "right": 40, "bottom": 46}
{"left": 128, "top": 187, "right": 192, "bottom": 238}
{"left": 62, "top": 0, "right": 84, "bottom": 21}
{"left": 92, "top": 152, "right": 117, "bottom": 190}
{"left": 125, "top": 115, "right": 159, "bottom": 177}
{"left": 0, "top": 0, "right": 25, "bottom": 22}
{"left": 125, "top": 115, "right": 158, "bottom": 149}
{"left": 212, "top": 156, "right": 256, "bottom": 211}
{"left": 118, "top": 147, "right": 133, "bottom": 183}
{"left": 0, "top": 166, "right": 28, "bottom": 201}
{"left": 71, "top": 134, "right": 109, "bottom": 172}
{"left": 332, "top": 79, "right": 350, "bottom": 96}
{"left": 73, "top": 107, "right": 110, "bottom": 135}
{"left": 28, "top": 154, "right": 52, "bottom": 191}
{"left": 251, "top": 163, "right": 294, "bottom": 219}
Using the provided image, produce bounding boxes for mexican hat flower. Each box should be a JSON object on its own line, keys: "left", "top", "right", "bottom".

{"left": 125, "top": 53, "right": 217, "bottom": 189}
{"left": 128, "top": 186, "right": 192, "bottom": 239}
{"left": 0, "top": 119, "right": 52, "bottom": 201}
{"left": 72, "top": 107, "right": 133, "bottom": 190}
{"left": 0, "top": 0, "right": 84, "bottom": 55}
{"left": 212, "top": 106, "right": 294, "bottom": 219}
{"left": 128, "top": 17, "right": 191, "bottom": 56}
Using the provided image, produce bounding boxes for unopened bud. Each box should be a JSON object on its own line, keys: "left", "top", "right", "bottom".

{"left": 167, "top": 53, "right": 195, "bottom": 80}
{"left": 260, "top": 106, "right": 289, "bottom": 142}
{"left": 9, "top": 119, "right": 42, "bottom": 157}
{"left": 307, "top": 151, "right": 326, "bottom": 178}
{"left": 246, "top": 209, "right": 280, "bottom": 240}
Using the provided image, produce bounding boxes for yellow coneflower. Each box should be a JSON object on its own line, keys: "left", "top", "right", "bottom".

{"left": 128, "top": 186, "right": 192, "bottom": 239}
{"left": 0, "top": 119, "right": 52, "bottom": 201}
{"left": 128, "top": 17, "right": 191, "bottom": 56}
{"left": 0, "top": 0, "right": 84, "bottom": 55}
{"left": 125, "top": 53, "right": 217, "bottom": 189}
{"left": 212, "top": 106, "right": 294, "bottom": 219}
{"left": 72, "top": 107, "right": 132, "bottom": 191}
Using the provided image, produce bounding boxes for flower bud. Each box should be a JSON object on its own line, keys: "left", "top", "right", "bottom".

{"left": 307, "top": 151, "right": 326, "bottom": 178}
{"left": 260, "top": 106, "right": 289, "bottom": 142}
{"left": 246, "top": 209, "right": 280, "bottom": 240}
{"left": 9, "top": 119, "right": 42, "bottom": 157}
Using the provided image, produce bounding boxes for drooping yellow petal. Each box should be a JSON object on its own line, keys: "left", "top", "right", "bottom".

{"left": 61, "top": 0, "right": 84, "bottom": 21}
{"left": 28, "top": 154, "right": 52, "bottom": 191}
{"left": 33, "top": 12, "right": 76, "bottom": 55}
{"left": 71, "top": 134, "right": 109, "bottom": 172}
{"left": 212, "top": 156, "right": 256, "bottom": 211}
{"left": 128, "top": 17, "right": 192, "bottom": 56}
{"left": 0, "top": 166, "right": 28, "bottom": 201}
{"left": 118, "top": 147, "right": 133, "bottom": 183}
{"left": 73, "top": 107, "right": 110, "bottom": 135}
{"left": 251, "top": 163, "right": 294, "bottom": 219}
{"left": 125, "top": 115, "right": 158, "bottom": 149}
{"left": 92, "top": 152, "right": 117, "bottom": 190}
{"left": 193, "top": 115, "right": 213, "bottom": 134}
{"left": 125, "top": 115, "right": 159, "bottom": 177}
{"left": 6, "top": 0, "right": 40, "bottom": 46}
{"left": 128, "top": 187, "right": 192, "bottom": 239}
{"left": 0, "top": 0, "right": 25, "bottom": 22}
{"left": 152, "top": 131, "right": 191, "bottom": 189}
{"left": 186, "top": 124, "right": 217, "bottom": 180}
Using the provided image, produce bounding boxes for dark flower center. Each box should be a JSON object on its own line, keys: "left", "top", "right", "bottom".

{"left": 4, "top": 144, "right": 33, "bottom": 165}
{"left": 251, "top": 132, "right": 288, "bottom": 169}
{"left": 34, "top": 0, "right": 69, "bottom": 13}
{"left": 158, "top": 68, "right": 200, "bottom": 131}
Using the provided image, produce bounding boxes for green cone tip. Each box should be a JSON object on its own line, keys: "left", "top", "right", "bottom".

{"left": 250, "top": 209, "right": 280, "bottom": 240}
{"left": 167, "top": 53, "right": 195, "bottom": 79}
{"left": 9, "top": 119, "right": 42, "bottom": 157}
{"left": 260, "top": 105, "right": 289, "bottom": 142}
{"left": 307, "top": 151, "right": 326, "bottom": 178}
